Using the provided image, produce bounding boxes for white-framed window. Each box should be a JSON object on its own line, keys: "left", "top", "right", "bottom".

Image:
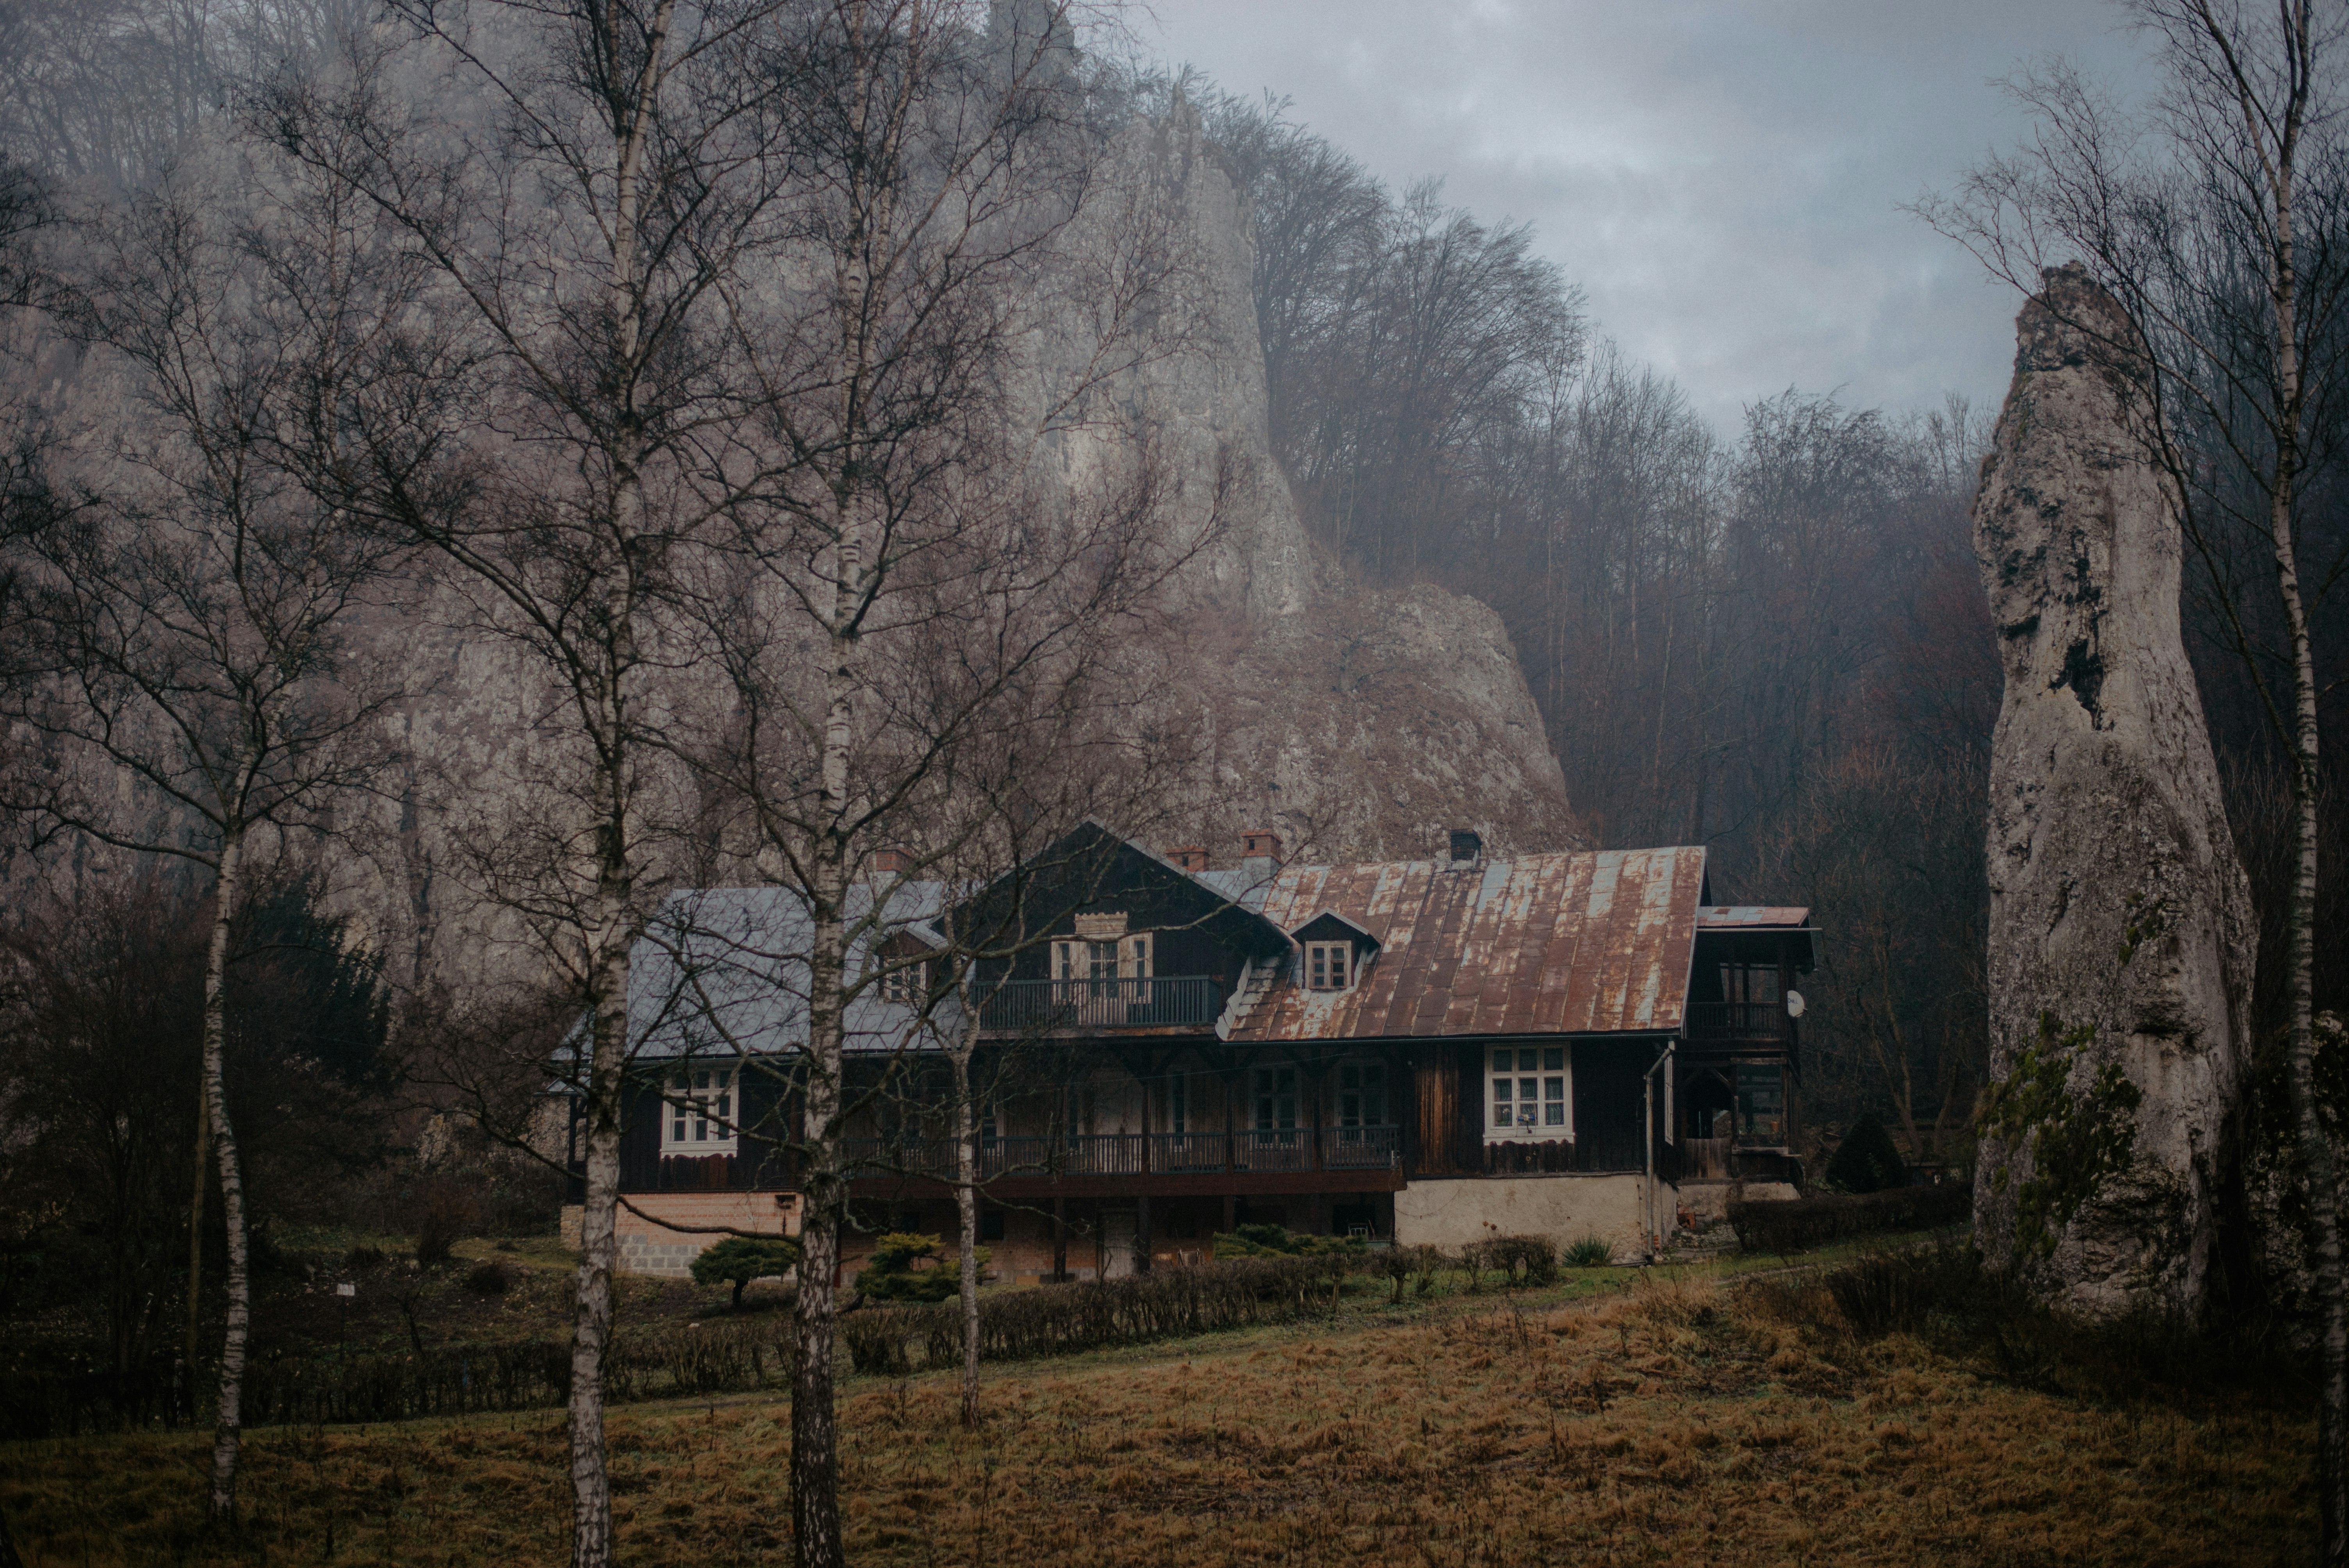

{"left": 1337, "top": 1061, "right": 1387, "bottom": 1126}
{"left": 1485, "top": 1045, "right": 1571, "bottom": 1141}
{"left": 881, "top": 958, "right": 928, "bottom": 1005}
{"left": 1053, "top": 934, "right": 1151, "bottom": 990}
{"left": 661, "top": 1064, "right": 736, "bottom": 1152}
{"left": 1304, "top": 941, "right": 1353, "bottom": 991}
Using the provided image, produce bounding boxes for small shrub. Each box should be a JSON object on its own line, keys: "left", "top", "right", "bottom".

{"left": 1375, "top": 1244, "right": 1444, "bottom": 1303}
{"left": 344, "top": 1244, "right": 387, "bottom": 1272}
{"left": 1213, "top": 1223, "right": 1363, "bottom": 1258}
{"left": 1823, "top": 1114, "right": 1905, "bottom": 1193}
{"left": 464, "top": 1260, "right": 512, "bottom": 1297}
{"left": 1563, "top": 1235, "right": 1613, "bottom": 1268}
{"left": 690, "top": 1237, "right": 802, "bottom": 1310}
{"left": 858, "top": 1233, "right": 985, "bottom": 1304}
{"left": 414, "top": 1181, "right": 477, "bottom": 1267}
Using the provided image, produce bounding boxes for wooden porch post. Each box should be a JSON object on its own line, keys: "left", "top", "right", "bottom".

{"left": 1052, "top": 1196, "right": 1067, "bottom": 1283}
{"left": 1137, "top": 1194, "right": 1153, "bottom": 1274}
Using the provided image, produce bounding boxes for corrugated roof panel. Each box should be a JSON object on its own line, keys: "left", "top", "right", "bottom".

{"left": 1230, "top": 845, "right": 1709, "bottom": 1044}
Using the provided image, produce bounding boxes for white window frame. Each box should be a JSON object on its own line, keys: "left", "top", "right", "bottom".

{"left": 1053, "top": 933, "right": 1151, "bottom": 999}
{"left": 660, "top": 1062, "right": 738, "bottom": 1153}
{"left": 1483, "top": 1044, "right": 1573, "bottom": 1142}
{"left": 1303, "top": 940, "right": 1353, "bottom": 991}
{"left": 880, "top": 957, "right": 929, "bottom": 1005}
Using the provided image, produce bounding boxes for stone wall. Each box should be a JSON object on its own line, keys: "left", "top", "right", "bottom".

{"left": 1394, "top": 1175, "right": 1659, "bottom": 1263}
{"left": 562, "top": 1191, "right": 802, "bottom": 1279}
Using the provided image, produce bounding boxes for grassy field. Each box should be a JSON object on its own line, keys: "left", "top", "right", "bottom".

{"left": 0, "top": 1250, "right": 2313, "bottom": 1567}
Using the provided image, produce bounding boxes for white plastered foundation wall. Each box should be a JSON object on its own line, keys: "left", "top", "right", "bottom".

{"left": 1394, "top": 1175, "right": 1663, "bottom": 1263}
{"left": 561, "top": 1191, "right": 802, "bottom": 1278}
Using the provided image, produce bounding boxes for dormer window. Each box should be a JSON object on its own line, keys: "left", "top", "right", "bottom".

{"left": 881, "top": 959, "right": 928, "bottom": 1005}
{"left": 1287, "top": 909, "right": 1377, "bottom": 993}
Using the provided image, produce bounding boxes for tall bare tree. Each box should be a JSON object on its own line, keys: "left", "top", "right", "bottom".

{"left": 647, "top": 7, "right": 1224, "bottom": 1556}
{"left": 1921, "top": 2, "right": 2349, "bottom": 1554}
{"left": 0, "top": 160, "right": 408, "bottom": 1517}
{"left": 264, "top": 2, "right": 847, "bottom": 1559}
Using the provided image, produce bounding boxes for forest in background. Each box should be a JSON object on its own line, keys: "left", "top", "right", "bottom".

{"left": 1183, "top": 78, "right": 2349, "bottom": 1151}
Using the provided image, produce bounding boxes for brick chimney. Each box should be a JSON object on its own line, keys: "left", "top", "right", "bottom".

{"left": 1240, "top": 829, "right": 1283, "bottom": 882}
{"left": 1447, "top": 829, "right": 1483, "bottom": 869}
{"left": 1166, "top": 845, "right": 1210, "bottom": 873}
{"left": 873, "top": 846, "right": 914, "bottom": 877}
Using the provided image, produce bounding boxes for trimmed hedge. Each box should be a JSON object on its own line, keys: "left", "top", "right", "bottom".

{"left": 1726, "top": 1182, "right": 1971, "bottom": 1253}
{"left": 843, "top": 1253, "right": 1351, "bottom": 1375}
{"left": 0, "top": 1316, "right": 803, "bottom": 1441}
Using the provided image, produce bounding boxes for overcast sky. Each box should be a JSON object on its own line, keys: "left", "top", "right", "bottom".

{"left": 1142, "top": 1, "right": 2160, "bottom": 436}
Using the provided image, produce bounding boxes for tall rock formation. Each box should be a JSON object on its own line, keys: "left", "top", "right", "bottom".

{"left": 1971, "top": 262, "right": 2256, "bottom": 1317}
{"left": 1028, "top": 97, "right": 1577, "bottom": 864}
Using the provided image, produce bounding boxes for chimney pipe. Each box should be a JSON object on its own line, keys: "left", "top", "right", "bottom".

{"left": 1447, "top": 829, "right": 1483, "bottom": 868}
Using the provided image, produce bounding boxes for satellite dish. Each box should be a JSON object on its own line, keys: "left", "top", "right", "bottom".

{"left": 1785, "top": 990, "right": 1807, "bottom": 1019}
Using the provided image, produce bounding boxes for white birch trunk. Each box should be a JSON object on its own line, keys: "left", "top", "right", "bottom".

{"left": 203, "top": 829, "right": 247, "bottom": 1521}
{"left": 953, "top": 1042, "right": 981, "bottom": 1429}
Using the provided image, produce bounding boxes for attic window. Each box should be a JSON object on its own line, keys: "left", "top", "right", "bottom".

{"left": 1304, "top": 941, "right": 1352, "bottom": 991}
{"left": 881, "top": 960, "right": 928, "bottom": 1005}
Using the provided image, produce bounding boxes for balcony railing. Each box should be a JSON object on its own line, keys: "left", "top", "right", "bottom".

{"left": 1685, "top": 1001, "right": 1789, "bottom": 1041}
{"left": 839, "top": 1125, "right": 1402, "bottom": 1181}
{"left": 977, "top": 976, "right": 1226, "bottom": 1033}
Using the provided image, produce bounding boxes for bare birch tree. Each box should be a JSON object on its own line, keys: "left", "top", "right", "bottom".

{"left": 0, "top": 164, "right": 407, "bottom": 1518}
{"left": 652, "top": 8, "right": 1220, "bottom": 1555}
{"left": 1921, "top": 2, "right": 2349, "bottom": 1554}
{"left": 264, "top": 3, "right": 833, "bottom": 1559}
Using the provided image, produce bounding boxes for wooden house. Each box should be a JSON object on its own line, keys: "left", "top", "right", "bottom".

{"left": 567, "top": 823, "right": 1816, "bottom": 1279}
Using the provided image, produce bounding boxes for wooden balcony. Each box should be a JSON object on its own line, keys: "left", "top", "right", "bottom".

{"left": 840, "top": 1126, "right": 1405, "bottom": 1198}
{"left": 1684, "top": 1001, "right": 1789, "bottom": 1042}
{"left": 977, "top": 976, "right": 1225, "bottom": 1034}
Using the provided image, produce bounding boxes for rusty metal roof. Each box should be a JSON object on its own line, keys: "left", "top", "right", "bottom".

{"left": 1229, "top": 847, "right": 1708, "bottom": 1043}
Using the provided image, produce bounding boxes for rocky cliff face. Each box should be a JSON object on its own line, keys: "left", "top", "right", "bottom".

{"left": 1971, "top": 263, "right": 2256, "bottom": 1318}
{"left": 1, "top": 87, "right": 1578, "bottom": 1001}
{"left": 1047, "top": 99, "right": 1578, "bottom": 866}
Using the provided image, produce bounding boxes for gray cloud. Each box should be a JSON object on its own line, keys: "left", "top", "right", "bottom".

{"left": 1146, "top": 0, "right": 2157, "bottom": 434}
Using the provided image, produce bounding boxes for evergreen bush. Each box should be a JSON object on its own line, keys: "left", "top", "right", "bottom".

{"left": 1823, "top": 1114, "right": 1906, "bottom": 1194}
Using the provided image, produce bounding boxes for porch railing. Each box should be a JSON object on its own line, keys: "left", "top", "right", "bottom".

{"left": 1684, "top": 1001, "right": 1788, "bottom": 1041}
{"left": 838, "top": 1126, "right": 1403, "bottom": 1180}
{"left": 976, "top": 976, "right": 1226, "bottom": 1032}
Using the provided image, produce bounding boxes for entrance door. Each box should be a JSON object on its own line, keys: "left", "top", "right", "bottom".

{"left": 1101, "top": 1212, "right": 1137, "bottom": 1278}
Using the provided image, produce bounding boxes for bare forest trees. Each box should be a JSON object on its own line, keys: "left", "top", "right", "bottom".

{"left": 1199, "top": 86, "right": 2001, "bottom": 1142}
{"left": 1923, "top": 1, "right": 2349, "bottom": 1554}
{"left": 0, "top": 155, "right": 410, "bottom": 1517}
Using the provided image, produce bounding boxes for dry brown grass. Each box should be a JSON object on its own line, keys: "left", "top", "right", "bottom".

{"left": 0, "top": 1272, "right": 2312, "bottom": 1566}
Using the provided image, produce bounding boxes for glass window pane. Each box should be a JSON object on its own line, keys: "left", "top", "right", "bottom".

{"left": 1494, "top": 1078, "right": 1512, "bottom": 1101}
{"left": 1545, "top": 1077, "right": 1565, "bottom": 1101}
{"left": 1543, "top": 1047, "right": 1564, "bottom": 1071}
{"left": 1492, "top": 1048, "right": 1514, "bottom": 1071}
{"left": 1545, "top": 1100, "right": 1565, "bottom": 1126}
